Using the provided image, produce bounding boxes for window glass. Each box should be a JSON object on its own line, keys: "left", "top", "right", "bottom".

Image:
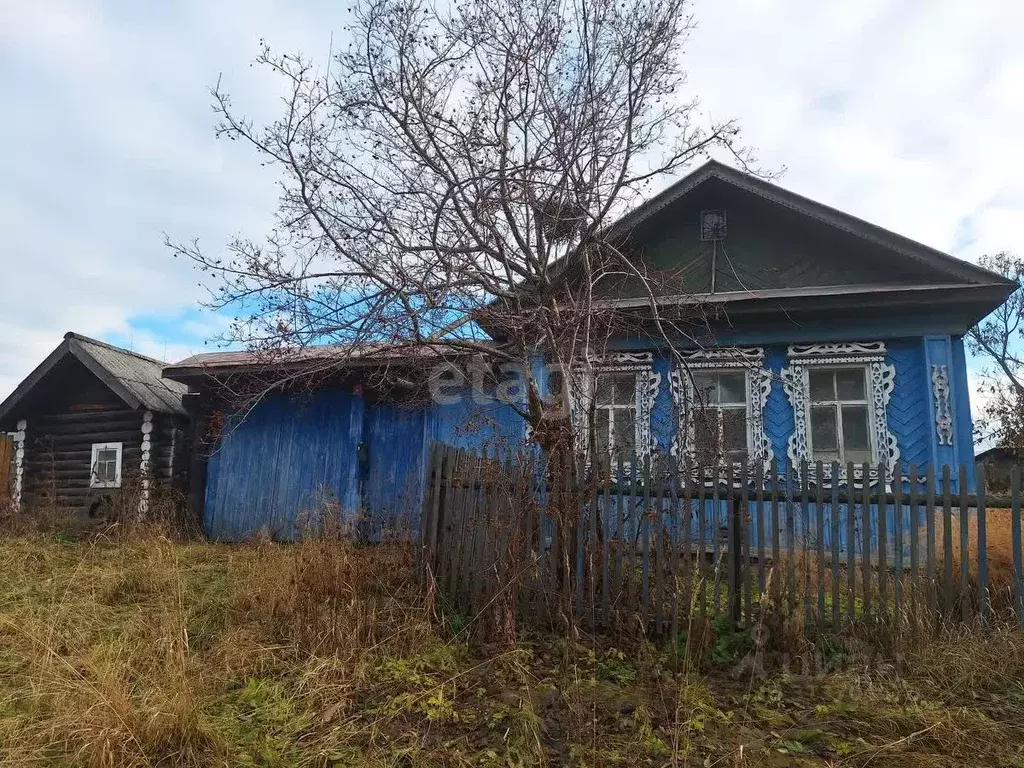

{"left": 809, "top": 370, "right": 834, "bottom": 401}
{"left": 690, "top": 371, "right": 718, "bottom": 405}
{"left": 841, "top": 405, "right": 870, "bottom": 452}
{"left": 718, "top": 373, "right": 746, "bottom": 404}
{"left": 614, "top": 410, "right": 635, "bottom": 455}
{"left": 593, "top": 371, "right": 637, "bottom": 458}
{"left": 690, "top": 370, "right": 750, "bottom": 464}
{"left": 807, "top": 366, "right": 873, "bottom": 463}
{"left": 836, "top": 369, "right": 866, "bottom": 400}
{"left": 721, "top": 410, "right": 748, "bottom": 457}
{"left": 90, "top": 442, "right": 122, "bottom": 488}
{"left": 595, "top": 409, "right": 610, "bottom": 454}
{"left": 810, "top": 404, "right": 838, "bottom": 453}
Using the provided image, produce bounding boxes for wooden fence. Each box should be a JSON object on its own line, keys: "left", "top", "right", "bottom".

{"left": 420, "top": 443, "right": 1024, "bottom": 637}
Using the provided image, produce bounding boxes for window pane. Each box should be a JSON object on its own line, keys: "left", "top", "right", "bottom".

{"left": 718, "top": 373, "right": 746, "bottom": 404}
{"left": 98, "top": 449, "right": 117, "bottom": 464}
{"left": 836, "top": 368, "right": 866, "bottom": 400}
{"left": 691, "top": 372, "right": 718, "bottom": 405}
{"left": 595, "top": 376, "right": 615, "bottom": 406}
{"left": 842, "top": 405, "right": 870, "bottom": 451}
{"left": 721, "top": 408, "right": 747, "bottom": 452}
{"left": 595, "top": 410, "right": 610, "bottom": 453}
{"left": 809, "top": 370, "right": 834, "bottom": 402}
{"left": 614, "top": 409, "right": 636, "bottom": 456}
{"left": 694, "top": 408, "right": 718, "bottom": 463}
{"left": 612, "top": 374, "right": 635, "bottom": 405}
{"left": 811, "top": 404, "right": 838, "bottom": 453}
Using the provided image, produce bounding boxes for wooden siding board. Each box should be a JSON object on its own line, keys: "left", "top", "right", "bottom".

{"left": 203, "top": 390, "right": 363, "bottom": 540}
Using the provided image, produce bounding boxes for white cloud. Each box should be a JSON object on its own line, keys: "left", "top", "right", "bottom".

{"left": 1, "top": 0, "right": 1022, "bottom": 431}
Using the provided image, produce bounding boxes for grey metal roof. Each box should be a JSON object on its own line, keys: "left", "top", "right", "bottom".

{"left": 0, "top": 332, "right": 189, "bottom": 424}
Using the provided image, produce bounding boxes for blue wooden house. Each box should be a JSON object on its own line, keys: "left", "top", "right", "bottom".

{"left": 163, "top": 161, "right": 1014, "bottom": 540}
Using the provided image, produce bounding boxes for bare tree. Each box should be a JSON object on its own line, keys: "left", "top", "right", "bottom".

{"left": 169, "top": 0, "right": 752, "bottom": 645}
{"left": 967, "top": 252, "right": 1024, "bottom": 451}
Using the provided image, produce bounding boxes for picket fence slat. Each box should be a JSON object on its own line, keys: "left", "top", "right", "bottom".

{"left": 977, "top": 463, "right": 989, "bottom": 624}
{"left": 909, "top": 464, "right": 920, "bottom": 629}
{"left": 959, "top": 464, "right": 970, "bottom": 623}
{"left": 831, "top": 461, "right": 841, "bottom": 628}
{"left": 1013, "top": 466, "right": 1023, "bottom": 628}
{"left": 421, "top": 446, "right": 1024, "bottom": 641}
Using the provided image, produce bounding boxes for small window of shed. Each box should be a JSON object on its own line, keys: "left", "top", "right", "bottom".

{"left": 90, "top": 442, "right": 123, "bottom": 489}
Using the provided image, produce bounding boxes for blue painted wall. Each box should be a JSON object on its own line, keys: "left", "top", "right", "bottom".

{"left": 203, "top": 387, "right": 527, "bottom": 540}
{"left": 202, "top": 334, "right": 977, "bottom": 540}
{"left": 204, "top": 390, "right": 363, "bottom": 540}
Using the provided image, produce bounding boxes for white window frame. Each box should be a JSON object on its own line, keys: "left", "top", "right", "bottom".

{"left": 90, "top": 442, "right": 123, "bottom": 489}
{"left": 591, "top": 370, "right": 640, "bottom": 459}
{"left": 570, "top": 352, "right": 661, "bottom": 465}
{"left": 781, "top": 342, "right": 900, "bottom": 481}
{"left": 688, "top": 369, "right": 753, "bottom": 465}
{"left": 669, "top": 347, "right": 774, "bottom": 470}
{"left": 805, "top": 365, "right": 876, "bottom": 465}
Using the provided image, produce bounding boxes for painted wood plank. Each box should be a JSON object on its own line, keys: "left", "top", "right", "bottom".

{"left": 862, "top": 462, "right": 872, "bottom": 619}
{"left": 892, "top": 465, "right": 904, "bottom": 626}
{"left": 831, "top": 461, "right": 841, "bottom": 628}
{"left": 771, "top": 460, "right": 781, "bottom": 604}
{"left": 942, "top": 464, "right": 954, "bottom": 613}
{"left": 801, "top": 461, "right": 811, "bottom": 628}
{"left": 682, "top": 464, "right": 694, "bottom": 623}
{"left": 787, "top": 465, "right": 797, "bottom": 616}
{"left": 741, "top": 462, "right": 752, "bottom": 626}
{"left": 908, "top": 464, "right": 919, "bottom": 629}
{"left": 641, "top": 456, "right": 652, "bottom": 632}
{"left": 670, "top": 464, "right": 682, "bottom": 645}
{"left": 877, "top": 462, "right": 889, "bottom": 622}
{"left": 653, "top": 460, "right": 665, "bottom": 637}
{"left": 925, "top": 465, "right": 937, "bottom": 618}
{"left": 698, "top": 466, "right": 708, "bottom": 617}
{"left": 756, "top": 463, "right": 766, "bottom": 601}
{"left": 815, "top": 460, "right": 826, "bottom": 627}
{"left": 598, "top": 456, "right": 606, "bottom": 630}
{"left": 426, "top": 443, "right": 445, "bottom": 576}
{"left": 615, "top": 453, "right": 626, "bottom": 616}
{"left": 845, "top": 461, "right": 856, "bottom": 624}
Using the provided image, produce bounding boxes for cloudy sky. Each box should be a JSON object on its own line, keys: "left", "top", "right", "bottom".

{"left": 1, "top": 0, "right": 1022, "bottom": 409}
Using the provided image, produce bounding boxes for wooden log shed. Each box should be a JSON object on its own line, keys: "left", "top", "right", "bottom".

{"left": 0, "top": 332, "right": 190, "bottom": 518}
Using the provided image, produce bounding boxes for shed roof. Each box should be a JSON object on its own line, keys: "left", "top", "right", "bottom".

{"left": 0, "top": 332, "right": 189, "bottom": 424}
{"left": 163, "top": 342, "right": 486, "bottom": 382}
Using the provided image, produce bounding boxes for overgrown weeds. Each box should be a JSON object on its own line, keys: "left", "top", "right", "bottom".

{"left": 1, "top": 532, "right": 1024, "bottom": 766}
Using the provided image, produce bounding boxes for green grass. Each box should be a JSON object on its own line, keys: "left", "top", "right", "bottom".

{"left": 0, "top": 532, "right": 1023, "bottom": 766}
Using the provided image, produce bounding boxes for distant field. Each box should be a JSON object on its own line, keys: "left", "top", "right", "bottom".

{"left": 0, "top": 532, "right": 1022, "bottom": 766}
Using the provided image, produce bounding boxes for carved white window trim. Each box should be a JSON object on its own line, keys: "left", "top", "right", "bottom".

{"left": 13, "top": 419, "right": 26, "bottom": 511}
{"left": 668, "top": 347, "right": 773, "bottom": 470}
{"left": 570, "top": 352, "right": 661, "bottom": 464}
{"left": 781, "top": 342, "right": 899, "bottom": 480}
{"left": 931, "top": 364, "right": 954, "bottom": 446}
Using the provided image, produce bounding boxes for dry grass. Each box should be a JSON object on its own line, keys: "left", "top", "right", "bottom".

{"left": 1, "top": 532, "right": 1024, "bottom": 766}
{"left": 935, "top": 507, "right": 1021, "bottom": 614}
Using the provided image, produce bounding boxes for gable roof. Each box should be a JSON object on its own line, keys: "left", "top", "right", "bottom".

{"left": 0, "top": 332, "right": 190, "bottom": 424}
{"left": 610, "top": 159, "right": 1012, "bottom": 288}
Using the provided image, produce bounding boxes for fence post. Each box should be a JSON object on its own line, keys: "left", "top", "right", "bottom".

{"left": 977, "top": 462, "right": 988, "bottom": 626}
{"left": 1012, "top": 465, "right": 1023, "bottom": 629}
{"left": 425, "top": 445, "right": 446, "bottom": 579}
{"left": 729, "top": 493, "right": 742, "bottom": 630}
